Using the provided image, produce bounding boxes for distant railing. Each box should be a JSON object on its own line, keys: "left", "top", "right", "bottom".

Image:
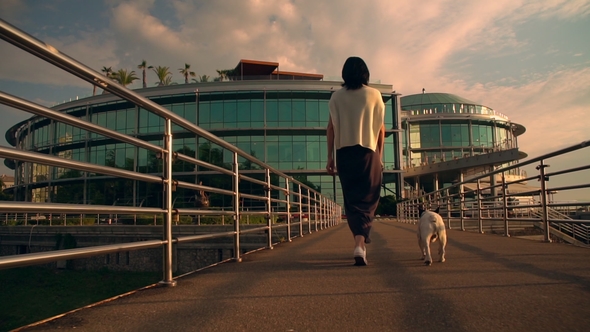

{"left": 0, "top": 19, "right": 342, "bottom": 285}
{"left": 398, "top": 140, "right": 590, "bottom": 246}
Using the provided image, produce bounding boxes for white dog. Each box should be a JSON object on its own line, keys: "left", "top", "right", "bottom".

{"left": 417, "top": 207, "right": 447, "bottom": 266}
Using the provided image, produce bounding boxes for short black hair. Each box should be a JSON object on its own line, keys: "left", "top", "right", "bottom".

{"left": 341, "top": 56, "right": 370, "bottom": 90}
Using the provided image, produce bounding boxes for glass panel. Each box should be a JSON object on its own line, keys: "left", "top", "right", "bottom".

{"left": 237, "top": 101, "right": 250, "bottom": 123}
{"left": 199, "top": 103, "right": 210, "bottom": 125}
{"left": 210, "top": 101, "right": 223, "bottom": 123}
{"left": 251, "top": 101, "right": 263, "bottom": 126}
{"left": 224, "top": 100, "right": 237, "bottom": 128}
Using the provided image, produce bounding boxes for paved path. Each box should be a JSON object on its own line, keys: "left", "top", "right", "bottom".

{"left": 22, "top": 220, "right": 590, "bottom": 332}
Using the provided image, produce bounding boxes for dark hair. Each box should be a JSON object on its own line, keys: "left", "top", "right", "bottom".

{"left": 341, "top": 56, "right": 370, "bottom": 90}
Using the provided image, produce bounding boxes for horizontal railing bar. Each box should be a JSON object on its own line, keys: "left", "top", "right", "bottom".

{"left": 238, "top": 193, "right": 268, "bottom": 201}
{"left": 547, "top": 184, "right": 590, "bottom": 192}
{"left": 0, "top": 91, "right": 162, "bottom": 153}
{"left": 0, "top": 202, "right": 164, "bottom": 214}
{"left": 175, "top": 154, "right": 234, "bottom": 177}
{"left": 548, "top": 201, "right": 590, "bottom": 208}
{"left": 237, "top": 226, "right": 269, "bottom": 235}
{"left": 0, "top": 146, "right": 162, "bottom": 184}
{"left": 545, "top": 164, "right": 590, "bottom": 178}
{"left": 175, "top": 231, "right": 236, "bottom": 244}
{"left": 176, "top": 209, "right": 235, "bottom": 216}
{"left": 238, "top": 174, "right": 267, "bottom": 187}
{"left": 176, "top": 181, "right": 236, "bottom": 197}
{"left": 0, "top": 239, "right": 165, "bottom": 270}
{"left": 240, "top": 211, "right": 269, "bottom": 216}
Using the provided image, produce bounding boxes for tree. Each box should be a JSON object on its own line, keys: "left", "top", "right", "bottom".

{"left": 137, "top": 60, "right": 153, "bottom": 88}
{"left": 112, "top": 69, "right": 139, "bottom": 87}
{"left": 101, "top": 66, "right": 113, "bottom": 78}
{"left": 0, "top": 178, "right": 13, "bottom": 201}
{"left": 179, "top": 63, "right": 196, "bottom": 84}
{"left": 162, "top": 76, "right": 176, "bottom": 86}
{"left": 152, "top": 66, "right": 172, "bottom": 86}
{"left": 215, "top": 69, "right": 235, "bottom": 81}
{"left": 375, "top": 195, "right": 400, "bottom": 216}
{"left": 193, "top": 74, "right": 210, "bottom": 83}
{"left": 100, "top": 66, "right": 114, "bottom": 94}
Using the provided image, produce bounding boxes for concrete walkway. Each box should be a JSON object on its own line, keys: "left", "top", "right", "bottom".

{"left": 22, "top": 220, "right": 590, "bottom": 332}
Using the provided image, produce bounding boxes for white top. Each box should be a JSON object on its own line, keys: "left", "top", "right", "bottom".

{"left": 328, "top": 85, "right": 385, "bottom": 152}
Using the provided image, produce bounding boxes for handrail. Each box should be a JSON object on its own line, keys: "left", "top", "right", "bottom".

{"left": 398, "top": 139, "right": 590, "bottom": 246}
{"left": 0, "top": 18, "right": 343, "bottom": 283}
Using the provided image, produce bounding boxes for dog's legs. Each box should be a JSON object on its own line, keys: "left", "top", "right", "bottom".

{"left": 438, "top": 232, "right": 447, "bottom": 263}
{"left": 423, "top": 236, "right": 433, "bottom": 266}
{"left": 418, "top": 234, "right": 426, "bottom": 260}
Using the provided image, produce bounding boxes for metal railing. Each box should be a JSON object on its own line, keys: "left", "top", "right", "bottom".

{"left": 398, "top": 140, "right": 590, "bottom": 246}
{"left": 0, "top": 19, "right": 342, "bottom": 285}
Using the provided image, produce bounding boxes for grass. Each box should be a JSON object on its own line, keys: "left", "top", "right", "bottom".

{"left": 0, "top": 266, "right": 160, "bottom": 331}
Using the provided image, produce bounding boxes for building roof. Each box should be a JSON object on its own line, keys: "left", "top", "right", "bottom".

{"left": 401, "top": 93, "right": 483, "bottom": 108}
{"left": 232, "top": 59, "right": 323, "bottom": 80}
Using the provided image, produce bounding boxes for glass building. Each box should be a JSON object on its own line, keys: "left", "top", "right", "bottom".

{"left": 400, "top": 92, "right": 527, "bottom": 194}
{"left": 4, "top": 60, "right": 404, "bottom": 208}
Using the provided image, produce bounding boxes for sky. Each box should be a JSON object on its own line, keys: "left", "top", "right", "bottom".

{"left": 0, "top": 0, "right": 589, "bottom": 201}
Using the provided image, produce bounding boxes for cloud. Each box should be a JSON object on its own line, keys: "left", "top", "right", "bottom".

{"left": 1, "top": 0, "right": 589, "bottom": 156}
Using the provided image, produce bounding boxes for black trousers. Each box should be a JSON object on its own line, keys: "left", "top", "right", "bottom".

{"left": 336, "top": 145, "right": 382, "bottom": 242}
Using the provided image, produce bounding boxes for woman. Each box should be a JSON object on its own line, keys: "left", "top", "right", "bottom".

{"left": 326, "top": 56, "right": 385, "bottom": 266}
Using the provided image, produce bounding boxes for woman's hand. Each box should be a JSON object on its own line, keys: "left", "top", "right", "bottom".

{"left": 326, "top": 157, "right": 336, "bottom": 176}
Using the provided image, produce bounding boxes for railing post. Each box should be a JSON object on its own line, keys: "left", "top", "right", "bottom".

{"left": 446, "top": 190, "right": 451, "bottom": 229}
{"left": 160, "top": 118, "right": 176, "bottom": 287}
{"left": 537, "top": 160, "right": 552, "bottom": 242}
{"left": 314, "top": 192, "right": 318, "bottom": 232}
{"left": 477, "top": 179, "right": 483, "bottom": 234}
{"left": 502, "top": 172, "right": 510, "bottom": 237}
{"left": 298, "top": 184, "right": 303, "bottom": 237}
{"left": 285, "top": 178, "right": 292, "bottom": 242}
{"left": 233, "top": 152, "right": 241, "bottom": 261}
{"left": 320, "top": 196, "right": 326, "bottom": 230}
{"left": 307, "top": 189, "right": 315, "bottom": 234}
{"left": 265, "top": 169, "right": 273, "bottom": 249}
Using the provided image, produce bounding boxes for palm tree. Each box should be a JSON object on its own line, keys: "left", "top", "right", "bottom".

{"left": 137, "top": 60, "right": 153, "bottom": 88}
{"left": 162, "top": 76, "right": 177, "bottom": 86}
{"left": 101, "top": 66, "right": 114, "bottom": 78}
{"left": 152, "top": 66, "right": 172, "bottom": 86}
{"left": 112, "top": 69, "right": 139, "bottom": 87}
{"left": 192, "top": 74, "right": 210, "bottom": 83}
{"left": 100, "top": 66, "right": 114, "bottom": 94}
{"left": 215, "top": 69, "right": 236, "bottom": 81}
{"left": 215, "top": 69, "right": 228, "bottom": 82}
{"left": 179, "top": 63, "right": 196, "bottom": 84}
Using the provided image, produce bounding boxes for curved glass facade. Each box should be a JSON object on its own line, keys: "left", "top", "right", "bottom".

{"left": 401, "top": 93, "right": 523, "bottom": 169}
{"left": 7, "top": 81, "right": 403, "bottom": 207}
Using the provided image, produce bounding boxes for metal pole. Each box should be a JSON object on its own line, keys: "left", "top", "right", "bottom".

{"left": 537, "top": 160, "right": 552, "bottom": 242}
{"left": 285, "top": 178, "right": 291, "bottom": 242}
{"left": 159, "top": 119, "right": 176, "bottom": 287}
{"left": 265, "top": 169, "right": 273, "bottom": 249}
{"left": 477, "top": 179, "right": 483, "bottom": 234}
{"left": 502, "top": 172, "right": 509, "bottom": 237}
{"left": 298, "top": 184, "right": 303, "bottom": 237}
{"left": 446, "top": 190, "right": 451, "bottom": 229}
{"left": 233, "top": 152, "right": 241, "bottom": 261}
{"left": 314, "top": 192, "right": 318, "bottom": 232}
{"left": 307, "top": 191, "right": 312, "bottom": 234}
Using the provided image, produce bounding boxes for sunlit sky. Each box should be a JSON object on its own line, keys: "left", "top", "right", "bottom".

{"left": 0, "top": 0, "right": 589, "bottom": 200}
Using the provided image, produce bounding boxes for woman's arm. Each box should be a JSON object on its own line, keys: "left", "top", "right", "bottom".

{"left": 377, "top": 123, "right": 385, "bottom": 165}
{"left": 326, "top": 116, "right": 336, "bottom": 175}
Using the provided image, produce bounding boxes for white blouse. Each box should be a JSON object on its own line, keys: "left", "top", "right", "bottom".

{"left": 329, "top": 85, "right": 385, "bottom": 152}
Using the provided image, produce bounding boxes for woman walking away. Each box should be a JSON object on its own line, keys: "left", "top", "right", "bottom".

{"left": 326, "top": 56, "right": 385, "bottom": 266}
